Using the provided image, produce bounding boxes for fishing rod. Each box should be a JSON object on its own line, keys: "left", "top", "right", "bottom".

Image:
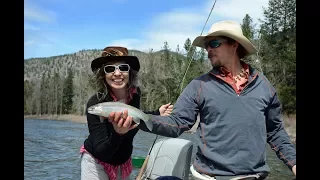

{"left": 177, "top": 0, "right": 218, "bottom": 96}
{"left": 136, "top": 1, "right": 218, "bottom": 179}
{"left": 135, "top": 134, "right": 158, "bottom": 180}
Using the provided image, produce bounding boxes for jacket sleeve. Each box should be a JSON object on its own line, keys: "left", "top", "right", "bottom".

{"left": 138, "top": 80, "right": 200, "bottom": 137}
{"left": 266, "top": 92, "right": 296, "bottom": 170}
{"left": 85, "top": 96, "right": 125, "bottom": 159}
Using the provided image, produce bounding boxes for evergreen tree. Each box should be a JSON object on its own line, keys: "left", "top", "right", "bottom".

{"left": 241, "top": 14, "right": 255, "bottom": 40}
{"left": 62, "top": 68, "right": 74, "bottom": 114}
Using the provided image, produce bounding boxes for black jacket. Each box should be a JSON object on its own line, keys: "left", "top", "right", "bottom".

{"left": 83, "top": 87, "right": 159, "bottom": 165}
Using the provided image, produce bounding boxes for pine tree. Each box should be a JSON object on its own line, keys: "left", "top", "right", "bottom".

{"left": 62, "top": 68, "right": 74, "bottom": 114}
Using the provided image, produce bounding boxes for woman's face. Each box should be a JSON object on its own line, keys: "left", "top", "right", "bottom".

{"left": 103, "top": 61, "right": 130, "bottom": 90}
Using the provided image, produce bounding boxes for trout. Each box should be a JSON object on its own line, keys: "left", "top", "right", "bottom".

{"left": 87, "top": 101, "right": 153, "bottom": 131}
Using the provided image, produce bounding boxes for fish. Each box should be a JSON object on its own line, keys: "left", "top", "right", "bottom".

{"left": 87, "top": 101, "right": 153, "bottom": 131}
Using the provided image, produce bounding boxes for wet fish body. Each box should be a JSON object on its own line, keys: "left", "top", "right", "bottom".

{"left": 87, "top": 102, "right": 153, "bottom": 131}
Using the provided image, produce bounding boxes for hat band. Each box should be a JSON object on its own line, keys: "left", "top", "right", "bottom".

{"left": 102, "top": 48, "right": 124, "bottom": 57}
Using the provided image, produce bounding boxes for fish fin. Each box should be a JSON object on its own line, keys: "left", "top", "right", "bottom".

{"left": 99, "top": 116, "right": 104, "bottom": 122}
{"left": 116, "top": 99, "right": 126, "bottom": 104}
{"left": 132, "top": 117, "right": 153, "bottom": 131}
{"left": 144, "top": 121, "right": 153, "bottom": 131}
{"left": 132, "top": 117, "right": 141, "bottom": 125}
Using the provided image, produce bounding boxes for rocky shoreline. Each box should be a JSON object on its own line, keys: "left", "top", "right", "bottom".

{"left": 24, "top": 114, "right": 296, "bottom": 143}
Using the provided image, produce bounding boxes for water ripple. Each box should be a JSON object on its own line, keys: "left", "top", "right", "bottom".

{"left": 24, "top": 119, "right": 295, "bottom": 180}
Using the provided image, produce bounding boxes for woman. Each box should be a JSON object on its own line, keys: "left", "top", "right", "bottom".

{"left": 80, "top": 46, "right": 173, "bottom": 180}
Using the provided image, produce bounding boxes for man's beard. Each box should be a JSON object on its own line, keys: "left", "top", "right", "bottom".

{"left": 208, "top": 56, "right": 222, "bottom": 68}
{"left": 211, "top": 61, "right": 222, "bottom": 68}
{"left": 208, "top": 51, "right": 221, "bottom": 68}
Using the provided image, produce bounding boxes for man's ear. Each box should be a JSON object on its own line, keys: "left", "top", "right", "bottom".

{"left": 233, "top": 42, "right": 239, "bottom": 50}
{"left": 232, "top": 42, "right": 239, "bottom": 55}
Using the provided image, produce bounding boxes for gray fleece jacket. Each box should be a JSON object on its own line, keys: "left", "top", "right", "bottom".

{"left": 139, "top": 64, "right": 296, "bottom": 177}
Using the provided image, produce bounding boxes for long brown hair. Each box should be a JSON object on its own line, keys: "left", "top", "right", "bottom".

{"left": 221, "top": 36, "right": 247, "bottom": 59}
{"left": 92, "top": 63, "right": 139, "bottom": 102}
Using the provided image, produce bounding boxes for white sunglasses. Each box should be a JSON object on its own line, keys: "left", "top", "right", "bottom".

{"left": 103, "top": 64, "right": 130, "bottom": 74}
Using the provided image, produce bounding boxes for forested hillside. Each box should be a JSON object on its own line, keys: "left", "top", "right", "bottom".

{"left": 24, "top": 0, "right": 295, "bottom": 117}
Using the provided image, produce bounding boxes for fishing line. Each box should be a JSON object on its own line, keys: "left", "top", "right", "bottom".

{"left": 136, "top": 133, "right": 159, "bottom": 180}
{"left": 137, "top": 1, "right": 218, "bottom": 179}
{"left": 145, "top": 139, "right": 166, "bottom": 179}
{"left": 176, "top": 0, "right": 218, "bottom": 96}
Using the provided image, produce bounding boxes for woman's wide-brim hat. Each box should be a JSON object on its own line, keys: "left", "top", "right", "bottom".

{"left": 91, "top": 46, "right": 140, "bottom": 73}
{"left": 192, "top": 20, "right": 257, "bottom": 56}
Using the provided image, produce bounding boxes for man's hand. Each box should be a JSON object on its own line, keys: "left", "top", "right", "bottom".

{"left": 292, "top": 165, "right": 296, "bottom": 176}
{"left": 107, "top": 110, "right": 138, "bottom": 135}
{"left": 159, "top": 103, "right": 173, "bottom": 116}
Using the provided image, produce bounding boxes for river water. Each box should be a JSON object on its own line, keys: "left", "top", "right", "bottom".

{"left": 24, "top": 119, "right": 295, "bottom": 180}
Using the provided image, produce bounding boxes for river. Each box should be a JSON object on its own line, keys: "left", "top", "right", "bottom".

{"left": 24, "top": 119, "right": 295, "bottom": 180}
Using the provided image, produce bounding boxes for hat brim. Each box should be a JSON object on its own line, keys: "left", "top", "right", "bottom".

{"left": 91, "top": 56, "right": 140, "bottom": 72}
{"left": 192, "top": 30, "right": 257, "bottom": 56}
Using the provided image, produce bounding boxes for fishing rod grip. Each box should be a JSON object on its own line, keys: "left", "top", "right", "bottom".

{"left": 136, "top": 155, "right": 150, "bottom": 180}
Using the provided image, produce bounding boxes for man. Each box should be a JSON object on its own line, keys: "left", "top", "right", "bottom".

{"left": 109, "top": 20, "right": 296, "bottom": 180}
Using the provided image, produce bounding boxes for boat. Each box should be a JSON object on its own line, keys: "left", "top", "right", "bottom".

{"left": 132, "top": 138, "right": 194, "bottom": 180}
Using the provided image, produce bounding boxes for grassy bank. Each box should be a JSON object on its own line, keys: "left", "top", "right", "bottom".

{"left": 282, "top": 114, "right": 296, "bottom": 143}
{"left": 24, "top": 114, "right": 296, "bottom": 143}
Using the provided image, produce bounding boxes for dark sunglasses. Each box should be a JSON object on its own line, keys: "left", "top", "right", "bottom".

{"left": 103, "top": 64, "right": 130, "bottom": 74}
{"left": 204, "top": 39, "right": 227, "bottom": 49}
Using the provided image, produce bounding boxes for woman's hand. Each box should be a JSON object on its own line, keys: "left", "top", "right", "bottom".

{"left": 159, "top": 103, "right": 173, "bottom": 116}
{"left": 107, "top": 110, "right": 138, "bottom": 135}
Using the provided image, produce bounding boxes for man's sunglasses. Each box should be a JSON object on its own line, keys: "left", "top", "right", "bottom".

{"left": 103, "top": 64, "right": 130, "bottom": 74}
{"left": 204, "top": 39, "right": 227, "bottom": 49}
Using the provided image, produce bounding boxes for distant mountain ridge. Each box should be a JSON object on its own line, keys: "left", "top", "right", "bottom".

{"left": 24, "top": 49, "right": 185, "bottom": 81}
{"left": 24, "top": 45, "right": 207, "bottom": 116}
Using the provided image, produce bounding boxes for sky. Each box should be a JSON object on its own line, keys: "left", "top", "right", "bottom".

{"left": 24, "top": 0, "right": 269, "bottom": 59}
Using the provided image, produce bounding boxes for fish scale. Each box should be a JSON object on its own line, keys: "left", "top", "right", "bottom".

{"left": 87, "top": 102, "right": 153, "bottom": 131}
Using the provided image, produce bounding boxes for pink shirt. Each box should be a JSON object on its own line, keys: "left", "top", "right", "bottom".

{"left": 80, "top": 87, "right": 137, "bottom": 180}
{"left": 80, "top": 145, "right": 132, "bottom": 180}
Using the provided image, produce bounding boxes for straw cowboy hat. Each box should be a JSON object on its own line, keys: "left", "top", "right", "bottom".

{"left": 192, "top": 20, "right": 257, "bottom": 56}
{"left": 91, "top": 46, "right": 140, "bottom": 73}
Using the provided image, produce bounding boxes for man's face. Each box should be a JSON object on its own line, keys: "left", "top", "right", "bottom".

{"left": 204, "top": 36, "right": 237, "bottom": 68}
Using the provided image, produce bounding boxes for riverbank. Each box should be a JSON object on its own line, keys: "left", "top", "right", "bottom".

{"left": 24, "top": 114, "right": 296, "bottom": 143}
{"left": 24, "top": 114, "right": 87, "bottom": 124}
